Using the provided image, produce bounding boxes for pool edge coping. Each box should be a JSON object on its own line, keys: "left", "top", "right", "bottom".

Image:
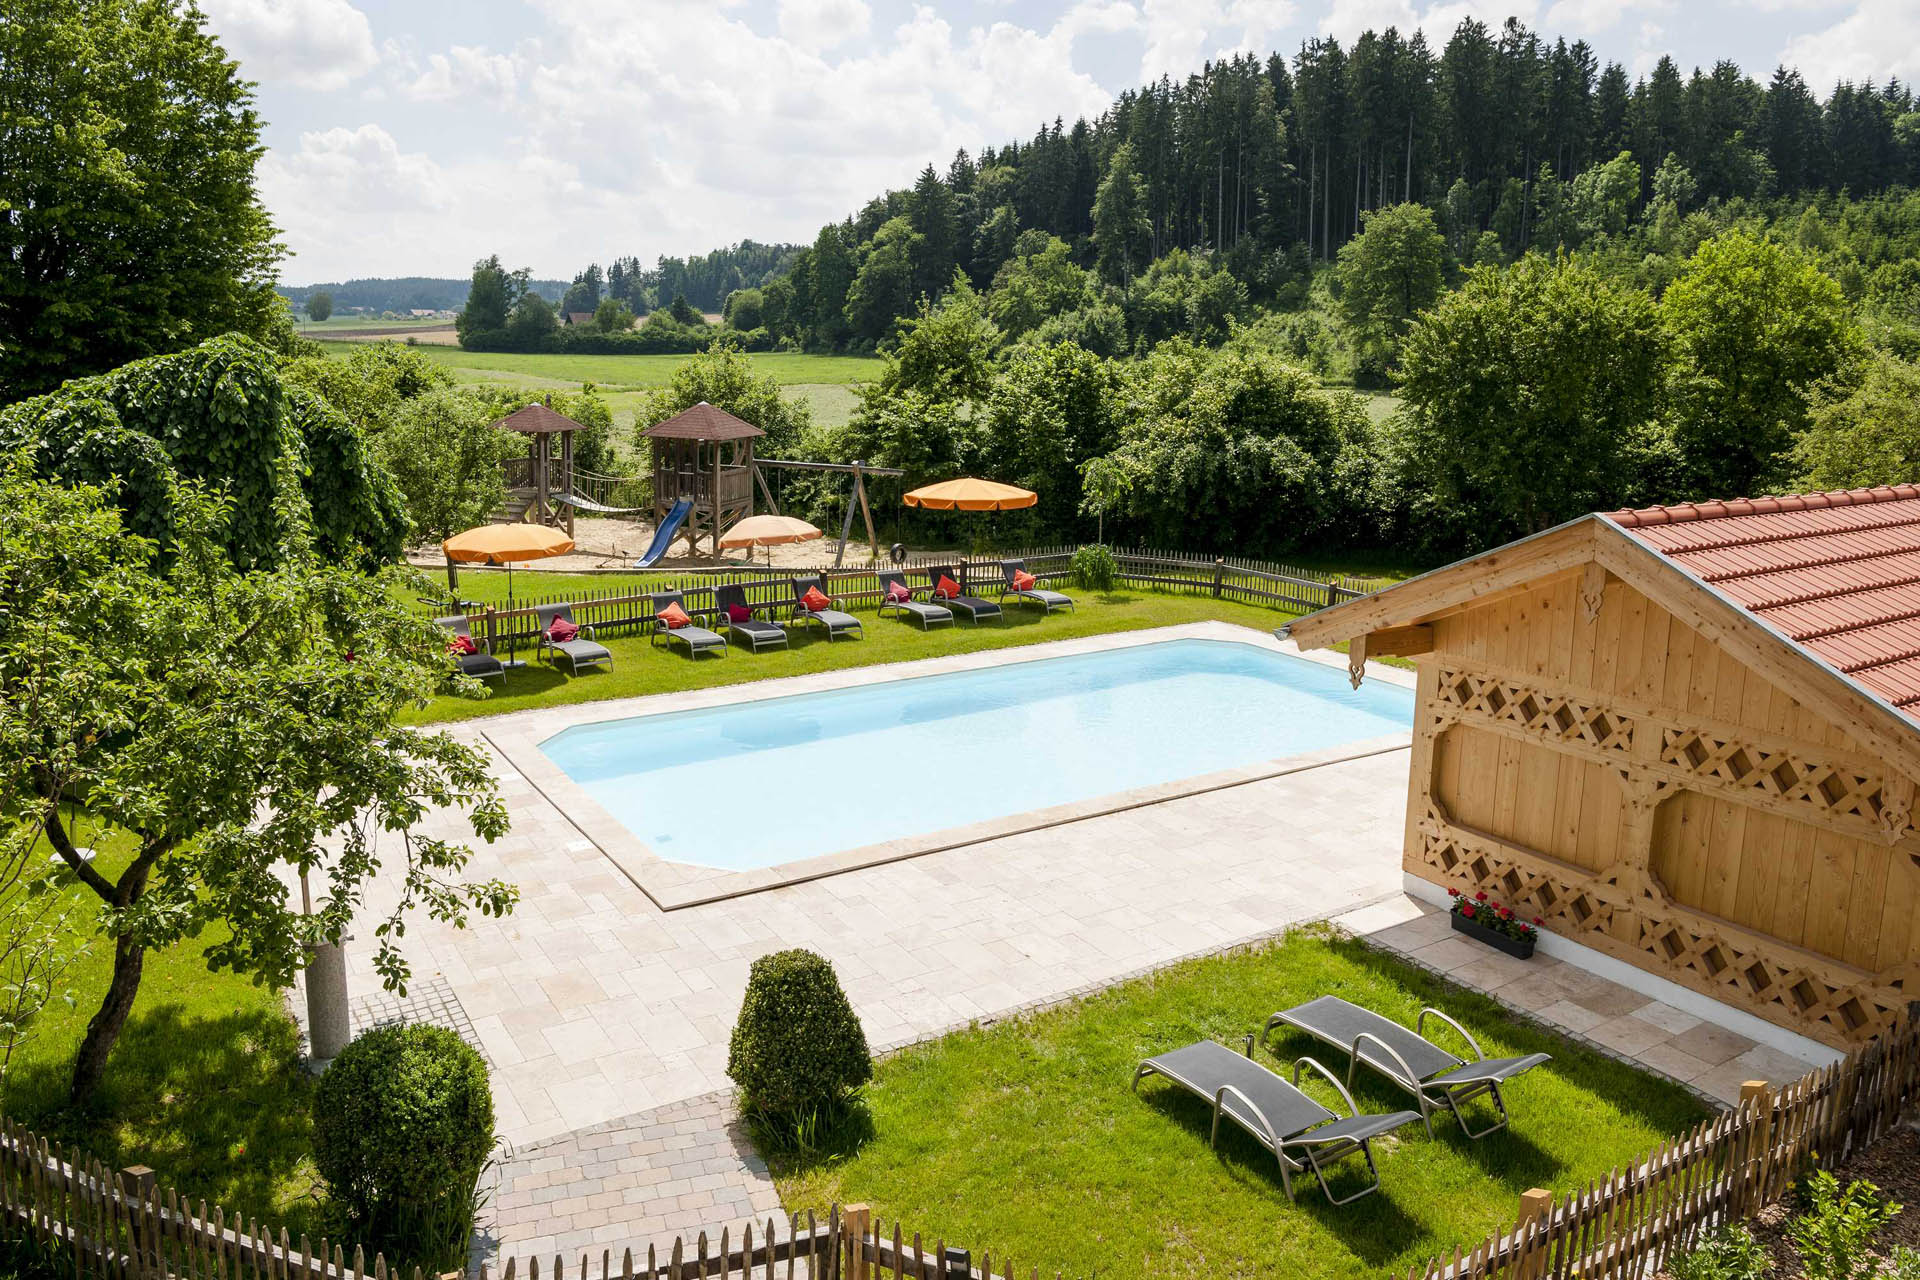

{"left": 478, "top": 621, "right": 1417, "bottom": 910}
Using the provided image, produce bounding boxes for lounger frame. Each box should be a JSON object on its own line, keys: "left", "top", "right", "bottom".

{"left": 790, "top": 578, "right": 864, "bottom": 641}
{"left": 922, "top": 566, "right": 1003, "bottom": 625}
{"left": 536, "top": 604, "right": 616, "bottom": 673}
{"left": 646, "top": 593, "right": 726, "bottom": 660}
{"left": 437, "top": 616, "right": 505, "bottom": 683}
{"left": 714, "top": 585, "right": 789, "bottom": 653}
{"left": 1132, "top": 1036, "right": 1412, "bottom": 1204}
{"left": 1262, "top": 999, "right": 1547, "bottom": 1139}
{"left": 999, "top": 559, "right": 1074, "bottom": 613}
{"left": 876, "top": 571, "right": 952, "bottom": 629}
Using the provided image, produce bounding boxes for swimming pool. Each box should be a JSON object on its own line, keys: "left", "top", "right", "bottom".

{"left": 538, "top": 638, "right": 1412, "bottom": 870}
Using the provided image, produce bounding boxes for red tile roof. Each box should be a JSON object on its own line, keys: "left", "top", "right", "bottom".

{"left": 1605, "top": 485, "right": 1920, "bottom": 723}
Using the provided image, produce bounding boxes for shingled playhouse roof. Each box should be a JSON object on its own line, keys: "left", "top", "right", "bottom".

{"left": 493, "top": 402, "right": 585, "bottom": 434}
{"left": 1605, "top": 485, "right": 1920, "bottom": 724}
{"left": 641, "top": 402, "right": 765, "bottom": 442}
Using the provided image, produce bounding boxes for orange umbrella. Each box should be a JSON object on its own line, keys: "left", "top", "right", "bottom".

{"left": 442, "top": 523, "right": 576, "bottom": 667}
{"left": 902, "top": 477, "right": 1037, "bottom": 511}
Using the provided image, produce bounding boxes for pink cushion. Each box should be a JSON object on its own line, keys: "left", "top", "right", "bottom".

{"left": 727, "top": 603, "right": 752, "bottom": 623}
{"left": 547, "top": 617, "right": 579, "bottom": 642}
{"left": 447, "top": 633, "right": 477, "bottom": 655}
{"left": 886, "top": 581, "right": 911, "bottom": 603}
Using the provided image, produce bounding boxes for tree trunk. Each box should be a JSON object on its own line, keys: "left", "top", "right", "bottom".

{"left": 69, "top": 935, "right": 144, "bottom": 1104}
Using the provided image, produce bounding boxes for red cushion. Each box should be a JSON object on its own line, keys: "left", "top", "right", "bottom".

{"left": 935, "top": 574, "right": 960, "bottom": 600}
{"left": 886, "top": 581, "right": 911, "bottom": 603}
{"left": 727, "top": 603, "right": 752, "bottom": 623}
{"left": 447, "top": 633, "right": 477, "bottom": 655}
{"left": 657, "top": 602, "right": 691, "bottom": 629}
{"left": 547, "top": 617, "right": 579, "bottom": 642}
{"left": 801, "top": 586, "right": 831, "bottom": 612}
{"left": 1012, "top": 570, "right": 1037, "bottom": 590}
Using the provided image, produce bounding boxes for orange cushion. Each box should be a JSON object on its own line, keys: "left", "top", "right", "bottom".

{"left": 658, "top": 602, "right": 691, "bottom": 629}
{"left": 935, "top": 574, "right": 960, "bottom": 599}
{"left": 801, "top": 586, "right": 831, "bottom": 612}
{"left": 1012, "top": 570, "right": 1037, "bottom": 590}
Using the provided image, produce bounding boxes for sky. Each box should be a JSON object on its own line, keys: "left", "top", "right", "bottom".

{"left": 197, "top": 0, "right": 1920, "bottom": 286}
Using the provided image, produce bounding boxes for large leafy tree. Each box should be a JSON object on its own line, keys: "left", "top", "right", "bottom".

{"left": 1335, "top": 203, "right": 1446, "bottom": 373}
{"left": 1660, "top": 231, "right": 1861, "bottom": 497}
{"left": 1792, "top": 352, "right": 1920, "bottom": 492}
{"left": 637, "top": 338, "right": 811, "bottom": 457}
{"left": 371, "top": 388, "right": 524, "bottom": 542}
{"left": 0, "top": 0, "right": 284, "bottom": 398}
{"left": 844, "top": 219, "right": 921, "bottom": 344}
{"left": 1092, "top": 143, "right": 1152, "bottom": 285}
{"left": 1397, "top": 256, "right": 1666, "bottom": 542}
{"left": 979, "top": 341, "right": 1125, "bottom": 528}
{"left": 0, "top": 458, "right": 515, "bottom": 1102}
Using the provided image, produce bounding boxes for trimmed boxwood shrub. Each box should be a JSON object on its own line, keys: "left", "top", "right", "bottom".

{"left": 311, "top": 1024, "right": 494, "bottom": 1269}
{"left": 727, "top": 950, "right": 871, "bottom": 1127}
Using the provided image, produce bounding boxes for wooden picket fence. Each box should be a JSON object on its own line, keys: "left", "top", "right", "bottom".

{"left": 432, "top": 544, "right": 1375, "bottom": 652}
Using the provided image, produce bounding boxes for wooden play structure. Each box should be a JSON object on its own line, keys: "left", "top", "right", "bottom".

{"left": 641, "top": 402, "right": 764, "bottom": 557}
{"left": 495, "top": 402, "right": 581, "bottom": 533}
{"left": 1288, "top": 487, "right": 1920, "bottom": 1050}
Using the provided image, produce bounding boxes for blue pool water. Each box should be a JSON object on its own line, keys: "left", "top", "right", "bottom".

{"left": 539, "top": 639, "right": 1413, "bottom": 870}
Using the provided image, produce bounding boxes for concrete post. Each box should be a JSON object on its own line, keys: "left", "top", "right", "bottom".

{"left": 304, "top": 939, "right": 352, "bottom": 1071}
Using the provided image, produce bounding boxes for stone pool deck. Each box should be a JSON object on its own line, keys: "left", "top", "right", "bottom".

{"left": 295, "top": 623, "right": 1827, "bottom": 1262}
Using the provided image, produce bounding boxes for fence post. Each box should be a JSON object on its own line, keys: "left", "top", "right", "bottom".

{"left": 483, "top": 605, "right": 497, "bottom": 657}
{"left": 1739, "top": 1080, "right": 1774, "bottom": 1212}
{"left": 844, "top": 1204, "right": 870, "bottom": 1280}
{"left": 121, "top": 1166, "right": 156, "bottom": 1280}
{"left": 1513, "top": 1187, "right": 1553, "bottom": 1280}
{"left": 1212, "top": 558, "right": 1224, "bottom": 599}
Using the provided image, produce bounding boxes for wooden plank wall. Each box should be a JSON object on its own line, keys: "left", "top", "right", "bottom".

{"left": 1407, "top": 570, "right": 1920, "bottom": 1045}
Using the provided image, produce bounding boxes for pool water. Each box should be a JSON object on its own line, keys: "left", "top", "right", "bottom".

{"left": 539, "top": 639, "right": 1413, "bottom": 870}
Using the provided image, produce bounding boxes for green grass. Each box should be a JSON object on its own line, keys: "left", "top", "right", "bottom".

{"left": 405, "top": 584, "right": 1319, "bottom": 725}
{"left": 294, "top": 315, "right": 450, "bottom": 331}
{"left": 1, "top": 823, "right": 323, "bottom": 1236}
{"left": 776, "top": 927, "right": 1709, "bottom": 1280}
{"left": 318, "top": 343, "right": 880, "bottom": 388}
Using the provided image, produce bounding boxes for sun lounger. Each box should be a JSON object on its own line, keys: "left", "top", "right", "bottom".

{"left": 437, "top": 616, "right": 505, "bottom": 683}
{"left": 645, "top": 592, "right": 726, "bottom": 659}
{"left": 1000, "top": 559, "right": 1074, "bottom": 613}
{"left": 876, "top": 570, "right": 953, "bottom": 630}
{"left": 1262, "top": 995, "right": 1551, "bottom": 1138}
{"left": 923, "top": 566, "right": 1003, "bottom": 625}
{"left": 790, "top": 577, "right": 863, "bottom": 641}
{"left": 1133, "top": 1037, "right": 1422, "bottom": 1204}
{"left": 714, "top": 584, "right": 789, "bottom": 654}
{"left": 535, "top": 604, "right": 615, "bottom": 673}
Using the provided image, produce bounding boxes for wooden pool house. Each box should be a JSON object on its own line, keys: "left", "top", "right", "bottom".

{"left": 1288, "top": 487, "right": 1920, "bottom": 1049}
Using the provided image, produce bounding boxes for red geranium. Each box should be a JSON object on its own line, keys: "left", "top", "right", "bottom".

{"left": 1461, "top": 904, "right": 1476, "bottom": 919}
{"left": 1447, "top": 886, "right": 1461, "bottom": 897}
{"left": 1475, "top": 891, "right": 1488, "bottom": 902}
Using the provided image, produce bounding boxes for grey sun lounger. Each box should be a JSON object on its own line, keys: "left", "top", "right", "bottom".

{"left": 646, "top": 591, "right": 726, "bottom": 659}
{"left": 1263, "top": 995, "right": 1552, "bottom": 1139}
{"left": 535, "top": 604, "right": 615, "bottom": 673}
{"left": 714, "top": 584, "right": 789, "bottom": 654}
{"left": 876, "top": 570, "right": 952, "bottom": 630}
{"left": 790, "top": 577, "right": 863, "bottom": 641}
{"left": 437, "top": 616, "right": 505, "bottom": 683}
{"left": 1133, "top": 1037, "right": 1422, "bottom": 1204}
{"left": 1000, "top": 559, "right": 1074, "bottom": 613}
{"left": 923, "top": 566, "right": 1003, "bottom": 624}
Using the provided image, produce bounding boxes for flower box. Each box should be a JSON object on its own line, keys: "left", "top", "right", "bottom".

{"left": 1451, "top": 910, "right": 1537, "bottom": 959}
{"left": 1446, "top": 888, "right": 1541, "bottom": 960}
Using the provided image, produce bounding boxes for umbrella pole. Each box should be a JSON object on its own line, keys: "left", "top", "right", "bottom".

{"left": 503, "top": 560, "right": 525, "bottom": 669}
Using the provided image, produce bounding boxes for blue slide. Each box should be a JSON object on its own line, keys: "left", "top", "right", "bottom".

{"left": 634, "top": 499, "right": 693, "bottom": 567}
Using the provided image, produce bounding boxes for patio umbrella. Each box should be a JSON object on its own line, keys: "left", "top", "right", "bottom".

{"left": 719, "top": 514, "right": 823, "bottom": 563}
{"left": 442, "top": 523, "right": 575, "bottom": 667}
{"left": 902, "top": 477, "right": 1038, "bottom": 511}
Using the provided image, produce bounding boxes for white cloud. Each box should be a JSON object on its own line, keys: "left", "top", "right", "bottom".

{"left": 401, "top": 46, "right": 519, "bottom": 103}
{"left": 777, "top": 0, "right": 873, "bottom": 52}
{"left": 1779, "top": 0, "right": 1920, "bottom": 88}
{"left": 199, "top": 0, "right": 379, "bottom": 91}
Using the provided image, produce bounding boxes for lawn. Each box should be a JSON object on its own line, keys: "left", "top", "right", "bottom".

{"left": 317, "top": 343, "right": 881, "bottom": 388}
{"left": 404, "top": 580, "right": 1321, "bottom": 726}
{"left": 1, "top": 820, "right": 323, "bottom": 1237}
{"left": 776, "top": 927, "right": 1709, "bottom": 1280}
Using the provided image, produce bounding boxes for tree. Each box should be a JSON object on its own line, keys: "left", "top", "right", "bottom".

{"left": 1660, "top": 231, "right": 1861, "bottom": 497}
{"left": 880, "top": 275, "right": 1000, "bottom": 403}
{"left": 1397, "top": 256, "right": 1666, "bottom": 541}
{"left": 638, "top": 338, "right": 812, "bottom": 456}
{"left": 280, "top": 343, "right": 454, "bottom": 436}
{"left": 0, "top": 458, "right": 515, "bottom": 1101}
{"left": 505, "top": 291, "right": 558, "bottom": 346}
{"left": 1092, "top": 143, "right": 1152, "bottom": 285}
{"left": 1569, "top": 150, "right": 1640, "bottom": 240}
{"left": 845, "top": 219, "right": 921, "bottom": 343}
{"left": 456, "top": 256, "right": 519, "bottom": 345}
{"left": 593, "top": 296, "right": 635, "bottom": 334}
{"left": 723, "top": 288, "right": 766, "bottom": 331}
{"left": 1792, "top": 353, "right": 1920, "bottom": 491}
{"left": 985, "top": 236, "right": 1093, "bottom": 341}
{"left": 308, "top": 292, "right": 335, "bottom": 323}
{"left": 0, "top": 0, "right": 285, "bottom": 399}
{"left": 371, "top": 388, "right": 523, "bottom": 541}
{"left": 906, "top": 165, "right": 959, "bottom": 300}
{"left": 980, "top": 342, "right": 1125, "bottom": 527}
{"left": 1335, "top": 203, "right": 1446, "bottom": 372}
{"left": 668, "top": 293, "right": 702, "bottom": 326}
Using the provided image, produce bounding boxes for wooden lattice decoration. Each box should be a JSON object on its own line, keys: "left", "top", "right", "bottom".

{"left": 1633, "top": 913, "right": 1896, "bottom": 1039}
{"left": 1657, "top": 728, "right": 1895, "bottom": 833}
{"left": 1436, "top": 668, "right": 1637, "bottom": 755}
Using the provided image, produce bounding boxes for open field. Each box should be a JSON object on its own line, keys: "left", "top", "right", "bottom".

{"left": 317, "top": 342, "right": 881, "bottom": 388}
{"left": 294, "top": 314, "right": 453, "bottom": 332}
{"left": 776, "top": 926, "right": 1708, "bottom": 1280}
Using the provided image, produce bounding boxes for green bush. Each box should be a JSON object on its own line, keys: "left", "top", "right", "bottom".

{"left": 312, "top": 1024, "right": 495, "bottom": 1270}
{"left": 1071, "top": 544, "right": 1118, "bottom": 592}
{"left": 727, "top": 950, "right": 871, "bottom": 1133}
{"left": 1668, "top": 1224, "right": 1770, "bottom": 1280}
{"left": 1788, "top": 1170, "right": 1902, "bottom": 1280}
